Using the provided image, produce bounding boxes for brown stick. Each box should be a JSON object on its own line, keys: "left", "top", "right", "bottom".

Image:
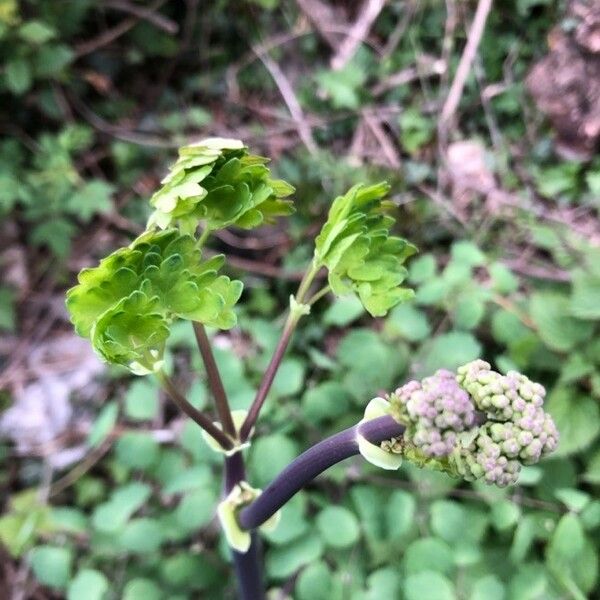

{"left": 439, "top": 0, "right": 493, "bottom": 127}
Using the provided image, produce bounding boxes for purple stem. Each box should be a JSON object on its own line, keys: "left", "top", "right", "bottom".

{"left": 224, "top": 453, "right": 265, "bottom": 600}
{"left": 239, "top": 415, "right": 405, "bottom": 530}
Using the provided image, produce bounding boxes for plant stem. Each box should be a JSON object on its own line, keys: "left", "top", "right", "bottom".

{"left": 192, "top": 322, "right": 237, "bottom": 438}
{"left": 239, "top": 415, "right": 405, "bottom": 529}
{"left": 156, "top": 370, "right": 234, "bottom": 451}
{"left": 239, "top": 312, "right": 298, "bottom": 441}
{"left": 224, "top": 453, "right": 265, "bottom": 600}
{"left": 306, "top": 284, "right": 331, "bottom": 306}
{"left": 239, "top": 262, "right": 321, "bottom": 441}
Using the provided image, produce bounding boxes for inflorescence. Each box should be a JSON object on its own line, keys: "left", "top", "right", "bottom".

{"left": 389, "top": 360, "right": 558, "bottom": 487}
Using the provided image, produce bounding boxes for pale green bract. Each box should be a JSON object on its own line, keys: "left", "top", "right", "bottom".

{"left": 148, "top": 137, "right": 295, "bottom": 234}
{"left": 66, "top": 229, "right": 243, "bottom": 374}
{"left": 313, "top": 182, "right": 417, "bottom": 316}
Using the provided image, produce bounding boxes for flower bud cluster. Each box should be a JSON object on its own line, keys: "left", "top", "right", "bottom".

{"left": 388, "top": 361, "right": 558, "bottom": 487}
{"left": 452, "top": 360, "right": 559, "bottom": 486}
{"left": 391, "top": 369, "right": 476, "bottom": 458}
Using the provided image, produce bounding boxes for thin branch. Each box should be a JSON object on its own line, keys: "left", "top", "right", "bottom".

{"left": 157, "top": 371, "right": 234, "bottom": 450}
{"left": 330, "top": 0, "right": 387, "bottom": 71}
{"left": 239, "top": 263, "right": 320, "bottom": 441}
{"left": 252, "top": 49, "right": 318, "bottom": 155}
{"left": 239, "top": 314, "right": 298, "bottom": 442}
{"left": 439, "top": 0, "right": 493, "bottom": 127}
{"left": 74, "top": 0, "right": 169, "bottom": 57}
{"left": 193, "top": 322, "right": 237, "bottom": 438}
{"left": 104, "top": 0, "right": 178, "bottom": 33}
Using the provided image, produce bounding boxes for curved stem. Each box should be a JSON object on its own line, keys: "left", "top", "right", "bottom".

{"left": 193, "top": 322, "right": 236, "bottom": 437}
{"left": 239, "top": 415, "right": 404, "bottom": 530}
{"left": 224, "top": 454, "right": 266, "bottom": 600}
{"left": 156, "top": 371, "right": 234, "bottom": 450}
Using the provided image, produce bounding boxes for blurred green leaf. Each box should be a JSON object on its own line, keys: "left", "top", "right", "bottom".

{"left": 67, "top": 569, "right": 109, "bottom": 600}
{"left": 29, "top": 545, "right": 72, "bottom": 589}
{"left": 316, "top": 506, "right": 360, "bottom": 549}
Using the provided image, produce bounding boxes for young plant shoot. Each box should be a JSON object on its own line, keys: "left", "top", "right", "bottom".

{"left": 66, "top": 139, "right": 558, "bottom": 600}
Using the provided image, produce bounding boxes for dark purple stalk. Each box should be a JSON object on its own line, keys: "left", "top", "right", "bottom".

{"left": 157, "top": 371, "right": 233, "bottom": 450}
{"left": 239, "top": 415, "right": 404, "bottom": 530}
{"left": 193, "top": 322, "right": 237, "bottom": 437}
{"left": 239, "top": 316, "right": 296, "bottom": 441}
{"left": 224, "top": 453, "right": 265, "bottom": 600}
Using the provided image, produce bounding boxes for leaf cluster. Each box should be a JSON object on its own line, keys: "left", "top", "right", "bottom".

{"left": 66, "top": 229, "right": 242, "bottom": 373}
{"left": 314, "top": 182, "right": 417, "bottom": 316}
{"left": 148, "top": 138, "right": 294, "bottom": 235}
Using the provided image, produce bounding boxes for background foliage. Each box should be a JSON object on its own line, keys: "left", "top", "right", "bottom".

{"left": 1, "top": 0, "right": 599, "bottom": 598}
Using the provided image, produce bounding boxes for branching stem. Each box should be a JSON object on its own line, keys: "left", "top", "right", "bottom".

{"left": 193, "top": 322, "right": 237, "bottom": 437}
{"left": 156, "top": 370, "right": 234, "bottom": 450}
{"left": 224, "top": 453, "right": 265, "bottom": 600}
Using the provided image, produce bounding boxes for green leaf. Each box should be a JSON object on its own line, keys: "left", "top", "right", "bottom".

{"left": 91, "top": 482, "right": 151, "bottom": 533}
{"left": 31, "top": 219, "right": 76, "bottom": 256}
{"left": 271, "top": 358, "right": 305, "bottom": 397}
{"left": 453, "top": 296, "right": 485, "bottom": 330}
{"left": 302, "top": 381, "right": 351, "bottom": 423}
{"left": 547, "top": 513, "right": 584, "bottom": 563}
{"left": 67, "top": 569, "right": 109, "bottom": 600}
{"left": 266, "top": 532, "right": 323, "bottom": 579}
{"left": 123, "top": 578, "right": 162, "bottom": 600}
{"left": 488, "top": 262, "right": 519, "bottom": 294}
{"left": 315, "top": 62, "right": 366, "bottom": 109}
{"left": 384, "top": 303, "right": 431, "bottom": 342}
{"left": 570, "top": 270, "right": 600, "bottom": 319}
{"left": 409, "top": 254, "right": 436, "bottom": 283}
{"left": 148, "top": 138, "right": 293, "bottom": 233}
{"left": 451, "top": 241, "right": 486, "bottom": 267}
{"left": 584, "top": 448, "right": 600, "bottom": 484}
{"left": 66, "top": 180, "right": 114, "bottom": 222}
{"left": 250, "top": 434, "right": 299, "bottom": 487}
{"left": 365, "top": 568, "right": 401, "bottom": 599}
{"left": 417, "top": 332, "right": 481, "bottom": 376}
{"left": 124, "top": 380, "right": 159, "bottom": 421}
{"left": 403, "top": 537, "right": 454, "bottom": 575}
{"left": 18, "top": 20, "right": 55, "bottom": 44}
{"left": 5, "top": 58, "right": 31, "bottom": 94}
{"left": 546, "top": 387, "right": 600, "bottom": 456}
{"left": 119, "top": 518, "right": 165, "bottom": 553}
{"left": 296, "top": 561, "right": 334, "bottom": 600}
{"left": 470, "top": 575, "right": 504, "bottom": 600}
{"left": 323, "top": 295, "right": 365, "bottom": 326}
{"left": 530, "top": 292, "right": 591, "bottom": 352}
{"left": 66, "top": 229, "right": 242, "bottom": 372}
{"left": 554, "top": 488, "right": 590, "bottom": 512}
{"left": 33, "top": 44, "right": 73, "bottom": 76}
{"left": 430, "top": 500, "right": 487, "bottom": 545}
{"left": 490, "top": 500, "right": 520, "bottom": 531}
{"left": 29, "top": 545, "right": 72, "bottom": 589}
{"left": 316, "top": 506, "right": 360, "bottom": 548}
{"left": 115, "top": 432, "right": 160, "bottom": 470}
{"left": 337, "top": 328, "right": 403, "bottom": 401}
{"left": 405, "top": 571, "right": 456, "bottom": 600}
{"left": 0, "top": 286, "right": 15, "bottom": 330}
{"left": 87, "top": 401, "right": 118, "bottom": 448}
{"left": 175, "top": 489, "right": 216, "bottom": 530}
{"left": 313, "top": 182, "right": 416, "bottom": 317}
{"left": 385, "top": 490, "right": 415, "bottom": 540}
